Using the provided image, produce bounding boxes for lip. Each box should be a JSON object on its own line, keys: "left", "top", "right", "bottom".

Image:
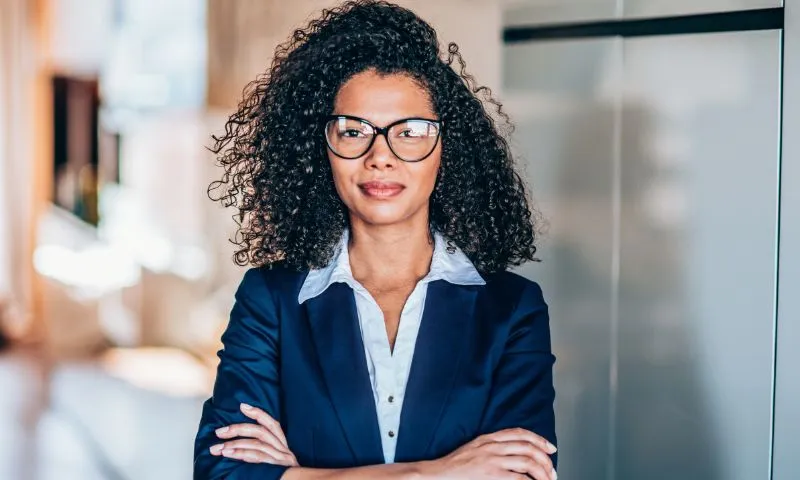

{"left": 358, "top": 181, "right": 405, "bottom": 199}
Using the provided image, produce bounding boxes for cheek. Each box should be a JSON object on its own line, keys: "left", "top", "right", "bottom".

{"left": 416, "top": 156, "right": 441, "bottom": 195}
{"left": 328, "top": 157, "right": 353, "bottom": 195}
{"left": 328, "top": 158, "right": 358, "bottom": 207}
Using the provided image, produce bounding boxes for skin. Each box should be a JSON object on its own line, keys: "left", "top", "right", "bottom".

{"left": 209, "top": 71, "right": 557, "bottom": 480}
{"left": 329, "top": 70, "right": 441, "bottom": 351}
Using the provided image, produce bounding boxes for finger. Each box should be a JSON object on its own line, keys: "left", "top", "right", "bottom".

{"left": 211, "top": 440, "right": 297, "bottom": 466}
{"left": 498, "top": 455, "right": 553, "bottom": 480}
{"left": 488, "top": 466, "right": 533, "bottom": 480}
{"left": 216, "top": 423, "right": 290, "bottom": 455}
{"left": 487, "top": 428, "right": 555, "bottom": 453}
{"left": 216, "top": 439, "right": 297, "bottom": 466}
{"left": 240, "top": 403, "right": 289, "bottom": 447}
{"left": 492, "top": 472, "right": 528, "bottom": 480}
{"left": 220, "top": 447, "right": 273, "bottom": 464}
{"left": 483, "top": 440, "right": 553, "bottom": 473}
{"left": 486, "top": 428, "right": 557, "bottom": 454}
{"left": 215, "top": 423, "right": 269, "bottom": 440}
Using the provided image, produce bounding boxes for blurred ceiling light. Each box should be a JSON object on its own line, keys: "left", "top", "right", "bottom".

{"left": 106, "top": 230, "right": 208, "bottom": 280}
{"left": 98, "top": 186, "right": 209, "bottom": 280}
{"left": 33, "top": 244, "right": 141, "bottom": 299}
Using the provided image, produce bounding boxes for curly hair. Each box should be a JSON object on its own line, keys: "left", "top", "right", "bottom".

{"left": 208, "top": 0, "right": 538, "bottom": 274}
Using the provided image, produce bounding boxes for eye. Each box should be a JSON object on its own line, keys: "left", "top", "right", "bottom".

{"left": 342, "top": 129, "right": 365, "bottom": 138}
{"left": 398, "top": 129, "right": 422, "bottom": 138}
{"left": 394, "top": 121, "right": 434, "bottom": 140}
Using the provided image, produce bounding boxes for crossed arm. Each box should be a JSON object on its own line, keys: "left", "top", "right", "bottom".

{"left": 212, "top": 404, "right": 557, "bottom": 480}
{"left": 193, "top": 272, "right": 557, "bottom": 480}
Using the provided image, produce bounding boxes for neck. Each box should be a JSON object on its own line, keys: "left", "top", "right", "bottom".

{"left": 347, "top": 216, "right": 434, "bottom": 285}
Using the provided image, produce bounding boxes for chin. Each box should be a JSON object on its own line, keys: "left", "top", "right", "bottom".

{"left": 358, "top": 213, "right": 409, "bottom": 227}
{"left": 353, "top": 204, "right": 415, "bottom": 227}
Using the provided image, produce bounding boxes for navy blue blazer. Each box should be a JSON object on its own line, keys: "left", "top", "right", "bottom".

{"left": 194, "top": 267, "right": 557, "bottom": 479}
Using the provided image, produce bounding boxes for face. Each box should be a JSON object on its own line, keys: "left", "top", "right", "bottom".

{"left": 327, "top": 70, "right": 442, "bottom": 228}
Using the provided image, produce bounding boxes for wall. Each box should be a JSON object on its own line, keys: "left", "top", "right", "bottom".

{"left": 503, "top": 2, "right": 785, "bottom": 479}
{"left": 0, "top": 0, "right": 45, "bottom": 337}
{"left": 206, "top": 0, "right": 502, "bottom": 110}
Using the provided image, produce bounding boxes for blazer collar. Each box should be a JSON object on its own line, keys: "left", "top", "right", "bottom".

{"left": 298, "top": 229, "right": 484, "bottom": 304}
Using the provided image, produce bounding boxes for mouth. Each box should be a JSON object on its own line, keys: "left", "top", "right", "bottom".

{"left": 358, "top": 181, "right": 405, "bottom": 199}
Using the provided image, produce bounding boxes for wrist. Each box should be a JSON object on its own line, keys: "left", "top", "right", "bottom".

{"left": 407, "top": 459, "right": 438, "bottom": 480}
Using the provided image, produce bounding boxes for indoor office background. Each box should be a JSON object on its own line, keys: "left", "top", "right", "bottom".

{"left": 0, "top": 1, "right": 798, "bottom": 479}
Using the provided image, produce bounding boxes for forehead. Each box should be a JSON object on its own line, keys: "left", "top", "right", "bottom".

{"left": 333, "top": 70, "right": 435, "bottom": 124}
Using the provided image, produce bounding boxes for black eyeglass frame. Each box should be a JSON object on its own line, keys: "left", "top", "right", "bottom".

{"left": 323, "top": 114, "right": 443, "bottom": 163}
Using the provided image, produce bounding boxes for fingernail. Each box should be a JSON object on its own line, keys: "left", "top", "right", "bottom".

{"left": 215, "top": 426, "right": 229, "bottom": 435}
{"left": 240, "top": 403, "right": 253, "bottom": 411}
{"left": 210, "top": 444, "right": 224, "bottom": 454}
{"left": 547, "top": 442, "right": 558, "bottom": 453}
{"left": 552, "top": 468, "right": 558, "bottom": 480}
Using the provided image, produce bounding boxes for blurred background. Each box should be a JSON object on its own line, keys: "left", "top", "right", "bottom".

{"left": 1, "top": 0, "right": 798, "bottom": 479}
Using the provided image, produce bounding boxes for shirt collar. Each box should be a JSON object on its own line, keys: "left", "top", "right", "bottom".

{"left": 297, "top": 229, "right": 485, "bottom": 304}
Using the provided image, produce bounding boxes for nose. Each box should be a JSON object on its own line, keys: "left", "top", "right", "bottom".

{"left": 364, "top": 134, "right": 398, "bottom": 170}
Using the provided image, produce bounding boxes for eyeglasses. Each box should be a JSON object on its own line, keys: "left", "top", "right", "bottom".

{"left": 324, "top": 115, "right": 442, "bottom": 163}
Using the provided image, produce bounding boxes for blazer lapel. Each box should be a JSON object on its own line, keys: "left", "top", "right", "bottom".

{"left": 305, "top": 283, "right": 384, "bottom": 465}
{"left": 395, "top": 280, "right": 478, "bottom": 462}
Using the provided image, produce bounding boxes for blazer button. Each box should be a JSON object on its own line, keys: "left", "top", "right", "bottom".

{"left": 388, "top": 430, "right": 395, "bottom": 438}
{"left": 388, "top": 395, "right": 394, "bottom": 403}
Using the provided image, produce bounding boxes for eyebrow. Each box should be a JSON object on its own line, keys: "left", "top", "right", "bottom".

{"left": 327, "top": 114, "right": 440, "bottom": 126}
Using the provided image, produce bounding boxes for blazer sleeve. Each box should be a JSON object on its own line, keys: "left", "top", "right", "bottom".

{"left": 478, "top": 281, "right": 558, "bottom": 468}
{"left": 193, "top": 268, "right": 290, "bottom": 480}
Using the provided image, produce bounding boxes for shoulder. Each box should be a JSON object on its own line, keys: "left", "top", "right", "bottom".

{"left": 480, "top": 270, "right": 547, "bottom": 315}
{"left": 481, "top": 271, "right": 552, "bottom": 352}
{"left": 228, "top": 266, "right": 309, "bottom": 333}
{"left": 237, "top": 265, "right": 309, "bottom": 304}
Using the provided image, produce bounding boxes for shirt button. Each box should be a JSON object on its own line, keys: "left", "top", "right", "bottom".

{"left": 388, "top": 395, "right": 394, "bottom": 403}
{"left": 388, "top": 430, "right": 395, "bottom": 438}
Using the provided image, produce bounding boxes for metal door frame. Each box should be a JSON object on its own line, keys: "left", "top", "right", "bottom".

{"left": 772, "top": 1, "right": 800, "bottom": 479}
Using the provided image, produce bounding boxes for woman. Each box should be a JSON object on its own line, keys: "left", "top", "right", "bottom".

{"left": 194, "top": 1, "right": 557, "bottom": 479}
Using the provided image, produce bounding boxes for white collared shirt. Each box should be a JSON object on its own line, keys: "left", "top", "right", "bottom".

{"left": 297, "top": 230, "right": 485, "bottom": 464}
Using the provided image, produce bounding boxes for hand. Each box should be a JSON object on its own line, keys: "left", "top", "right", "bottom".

{"left": 209, "top": 403, "right": 298, "bottom": 467}
{"left": 420, "top": 428, "right": 557, "bottom": 480}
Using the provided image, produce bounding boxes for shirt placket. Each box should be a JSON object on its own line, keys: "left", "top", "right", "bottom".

{"left": 358, "top": 288, "right": 399, "bottom": 463}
